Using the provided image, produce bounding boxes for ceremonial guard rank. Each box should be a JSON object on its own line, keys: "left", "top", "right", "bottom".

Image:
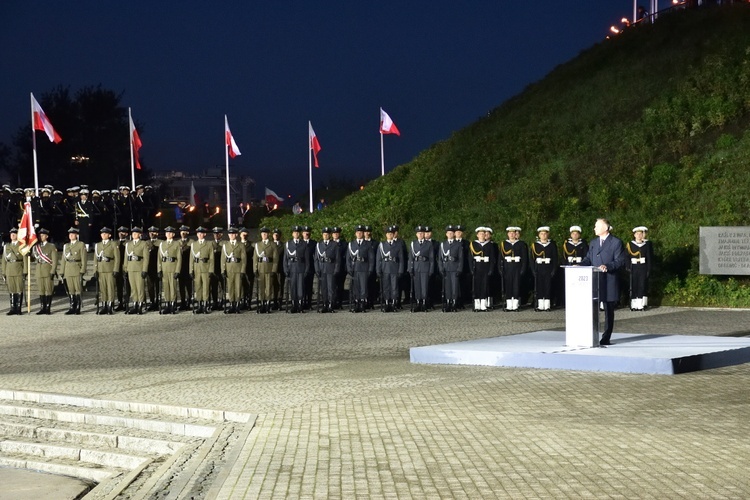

{"left": 75, "top": 189, "right": 94, "bottom": 250}
{"left": 301, "top": 226, "right": 316, "bottom": 310}
{"left": 500, "top": 226, "right": 528, "bottom": 311}
{"left": 438, "top": 225, "right": 464, "bottom": 312}
{"left": 408, "top": 226, "right": 435, "bottom": 312}
{"left": 220, "top": 227, "right": 246, "bottom": 314}
{"left": 469, "top": 227, "right": 494, "bottom": 311}
{"left": 283, "top": 226, "right": 310, "bottom": 313}
{"left": 454, "top": 225, "right": 471, "bottom": 309}
{"left": 2, "top": 228, "right": 26, "bottom": 315}
{"left": 314, "top": 227, "right": 340, "bottom": 313}
{"left": 531, "top": 226, "right": 558, "bottom": 311}
{"left": 189, "top": 227, "right": 214, "bottom": 314}
{"left": 363, "top": 225, "right": 379, "bottom": 309}
{"left": 331, "top": 227, "right": 347, "bottom": 309}
{"left": 254, "top": 227, "right": 278, "bottom": 314}
{"left": 627, "top": 226, "right": 653, "bottom": 311}
{"left": 94, "top": 227, "right": 120, "bottom": 315}
{"left": 484, "top": 227, "right": 500, "bottom": 309}
{"left": 178, "top": 226, "right": 193, "bottom": 310}
{"left": 158, "top": 227, "right": 182, "bottom": 314}
{"left": 123, "top": 227, "right": 150, "bottom": 314}
{"left": 271, "top": 229, "right": 284, "bottom": 310}
{"left": 239, "top": 228, "right": 253, "bottom": 310}
{"left": 376, "top": 226, "right": 405, "bottom": 312}
{"left": 62, "top": 227, "right": 87, "bottom": 315}
{"left": 210, "top": 227, "right": 224, "bottom": 310}
{"left": 33, "top": 228, "right": 58, "bottom": 315}
{"left": 146, "top": 227, "right": 162, "bottom": 311}
{"left": 346, "top": 225, "right": 375, "bottom": 313}
{"left": 424, "top": 226, "right": 441, "bottom": 310}
{"left": 392, "top": 226, "right": 409, "bottom": 310}
{"left": 114, "top": 227, "right": 130, "bottom": 311}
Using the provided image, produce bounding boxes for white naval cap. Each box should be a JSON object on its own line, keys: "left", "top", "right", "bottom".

{"left": 537, "top": 226, "right": 550, "bottom": 233}
{"left": 569, "top": 225, "right": 582, "bottom": 233}
{"left": 632, "top": 226, "right": 648, "bottom": 233}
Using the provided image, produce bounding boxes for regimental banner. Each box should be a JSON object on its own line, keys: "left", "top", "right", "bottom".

{"left": 700, "top": 226, "right": 750, "bottom": 275}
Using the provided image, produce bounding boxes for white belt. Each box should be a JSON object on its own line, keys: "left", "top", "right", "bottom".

{"left": 535, "top": 258, "right": 551, "bottom": 264}
{"left": 631, "top": 258, "right": 646, "bottom": 264}
{"left": 474, "top": 256, "right": 489, "bottom": 263}
{"left": 505, "top": 256, "right": 520, "bottom": 263}
{"left": 568, "top": 257, "right": 582, "bottom": 263}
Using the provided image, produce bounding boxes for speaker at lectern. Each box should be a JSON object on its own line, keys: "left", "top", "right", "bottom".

{"left": 563, "top": 266, "right": 601, "bottom": 347}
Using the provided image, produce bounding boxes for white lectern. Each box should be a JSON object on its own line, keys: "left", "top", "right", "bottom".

{"left": 563, "top": 266, "right": 600, "bottom": 347}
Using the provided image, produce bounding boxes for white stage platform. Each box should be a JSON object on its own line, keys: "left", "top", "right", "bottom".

{"left": 409, "top": 331, "right": 750, "bottom": 375}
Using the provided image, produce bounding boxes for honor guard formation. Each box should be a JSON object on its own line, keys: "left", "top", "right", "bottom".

{"left": 2, "top": 219, "right": 654, "bottom": 316}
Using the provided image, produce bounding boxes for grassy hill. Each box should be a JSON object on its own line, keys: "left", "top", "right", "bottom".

{"left": 264, "top": 5, "right": 750, "bottom": 307}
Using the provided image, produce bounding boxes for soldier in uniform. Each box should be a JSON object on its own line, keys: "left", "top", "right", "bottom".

{"left": 74, "top": 189, "right": 95, "bottom": 251}
{"left": 376, "top": 226, "right": 405, "bottom": 312}
{"left": 115, "top": 226, "right": 130, "bottom": 311}
{"left": 178, "top": 225, "right": 193, "bottom": 311}
{"left": 469, "top": 227, "right": 494, "bottom": 311}
{"left": 331, "top": 226, "right": 347, "bottom": 310}
{"left": 531, "top": 226, "right": 558, "bottom": 311}
{"left": 283, "top": 225, "right": 309, "bottom": 313}
{"left": 363, "top": 225, "right": 379, "bottom": 309}
{"left": 438, "top": 225, "right": 464, "bottom": 312}
{"left": 271, "top": 228, "right": 284, "bottom": 310}
{"left": 500, "top": 226, "right": 528, "bottom": 311}
{"left": 220, "top": 227, "right": 246, "bottom": 313}
{"left": 392, "top": 225, "right": 409, "bottom": 310}
{"left": 2, "top": 228, "right": 26, "bottom": 315}
{"left": 424, "top": 226, "right": 441, "bottom": 310}
{"left": 146, "top": 226, "right": 162, "bottom": 311}
{"left": 627, "top": 226, "right": 653, "bottom": 311}
{"left": 210, "top": 227, "right": 224, "bottom": 310}
{"left": 158, "top": 226, "right": 182, "bottom": 314}
{"left": 253, "top": 227, "right": 278, "bottom": 314}
{"left": 314, "top": 227, "right": 340, "bottom": 313}
{"left": 560, "top": 225, "right": 588, "bottom": 307}
{"left": 189, "top": 227, "right": 214, "bottom": 314}
{"left": 408, "top": 226, "right": 435, "bottom": 312}
{"left": 454, "top": 225, "right": 471, "bottom": 309}
{"left": 239, "top": 227, "right": 254, "bottom": 310}
{"left": 123, "top": 227, "right": 149, "bottom": 314}
{"left": 94, "top": 227, "right": 120, "bottom": 315}
{"left": 33, "top": 228, "right": 58, "bottom": 315}
{"left": 301, "top": 226, "right": 316, "bottom": 310}
{"left": 61, "top": 227, "right": 87, "bottom": 315}
{"left": 346, "top": 225, "right": 375, "bottom": 313}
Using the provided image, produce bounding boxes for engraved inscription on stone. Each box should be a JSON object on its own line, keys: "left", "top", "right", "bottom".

{"left": 700, "top": 226, "right": 750, "bottom": 275}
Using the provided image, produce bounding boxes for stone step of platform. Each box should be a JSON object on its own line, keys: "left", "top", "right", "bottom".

{"left": 0, "top": 389, "right": 256, "bottom": 498}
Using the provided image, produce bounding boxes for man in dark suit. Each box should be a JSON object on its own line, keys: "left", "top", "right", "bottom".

{"left": 580, "top": 218, "right": 627, "bottom": 346}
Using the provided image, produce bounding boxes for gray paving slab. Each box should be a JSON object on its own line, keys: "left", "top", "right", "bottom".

{"left": 0, "top": 467, "right": 93, "bottom": 499}
{"left": 0, "top": 304, "right": 749, "bottom": 498}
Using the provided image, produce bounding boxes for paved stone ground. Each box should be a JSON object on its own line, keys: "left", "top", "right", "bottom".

{"left": 1, "top": 302, "right": 749, "bottom": 498}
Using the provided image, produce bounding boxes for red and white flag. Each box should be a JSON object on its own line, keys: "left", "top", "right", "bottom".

{"left": 309, "top": 122, "right": 321, "bottom": 168}
{"left": 225, "top": 115, "right": 241, "bottom": 158}
{"left": 380, "top": 108, "right": 400, "bottom": 136}
{"left": 130, "top": 114, "right": 142, "bottom": 170}
{"left": 18, "top": 201, "right": 37, "bottom": 256}
{"left": 31, "top": 93, "right": 62, "bottom": 144}
{"left": 265, "top": 187, "right": 284, "bottom": 206}
{"left": 190, "top": 181, "right": 201, "bottom": 207}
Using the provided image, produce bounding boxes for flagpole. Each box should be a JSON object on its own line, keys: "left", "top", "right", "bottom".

{"left": 129, "top": 108, "right": 136, "bottom": 191}
{"left": 308, "top": 121, "right": 314, "bottom": 213}
{"left": 30, "top": 93, "right": 39, "bottom": 197}
{"left": 380, "top": 131, "right": 385, "bottom": 177}
{"left": 225, "top": 115, "right": 232, "bottom": 228}
{"left": 26, "top": 256, "right": 31, "bottom": 314}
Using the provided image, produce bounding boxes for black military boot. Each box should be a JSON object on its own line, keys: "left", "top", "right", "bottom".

{"left": 45, "top": 295, "right": 53, "bottom": 315}
{"left": 8, "top": 294, "right": 20, "bottom": 316}
{"left": 74, "top": 295, "right": 82, "bottom": 315}
{"left": 36, "top": 296, "right": 46, "bottom": 315}
{"left": 65, "top": 295, "right": 76, "bottom": 315}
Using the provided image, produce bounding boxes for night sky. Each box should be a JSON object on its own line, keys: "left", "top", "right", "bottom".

{"left": 1, "top": 1, "right": 638, "bottom": 200}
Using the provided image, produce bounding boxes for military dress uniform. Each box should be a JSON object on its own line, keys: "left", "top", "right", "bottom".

{"left": 239, "top": 229, "right": 254, "bottom": 310}
{"left": 178, "top": 226, "right": 193, "bottom": 310}
{"left": 301, "top": 227, "right": 316, "bottom": 310}
{"left": 530, "top": 227, "right": 558, "bottom": 311}
{"left": 146, "top": 228, "right": 162, "bottom": 311}
{"left": 376, "top": 227, "right": 405, "bottom": 312}
{"left": 626, "top": 226, "right": 653, "bottom": 310}
{"left": 74, "top": 192, "right": 95, "bottom": 250}
{"left": 408, "top": 227, "right": 436, "bottom": 312}
{"left": 500, "top": 227, "right": 529, "bottom": 311}
{"left": 115, "top": 227, "right": 130, "bottom": 311}
{"left": 437, "top": 226, "right": 464, "bottom": 312}
{"left": 331, "top": 229, "right": 347, "bottom": 309}
{"left": 221, "top": 228, "right": 246, "bottom": 314}
{"left": 2, "top": 230, "right": 26, "bottom": 315}
{"left": 346, "top": 227, "right": 376, "bottom": 313}
{"left": 283, "top": 228, "right": 310, "bottom": 313}
{"left": 94, "top": 229, "right": 121, "bottom": 315}
{"left": 61, "top": 228, "right": 87, "bottom": 315}
{"left": 33, "top": 230, "right": 58, "bottom": 314}
{"left": 314, "top": 228, "right": 341, "bottom": 313}
{"left": 210, "top": 229, "right": 224, "bottom": 309}
{"left": 469, "top": 228, "right": 495, "bottom": 311}
{"left": 253, "top": 229, "right": 278, "bottom": 313}
{"left": 271, "top": 231, "right": 285, "bottom": 310}
{"left": 123, "top": 229, "right": 150, "bottom": 314}
{"left": 560, "top": 225, "right": 589, "bottom": 307}
{"left": 189, "top": 229, "right": 215, "bottom": 314}
{"left": 157, "top": 228, "right": 183, "bottom": 314}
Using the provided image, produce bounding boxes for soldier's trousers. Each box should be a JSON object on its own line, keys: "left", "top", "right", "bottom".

{"left": 6, "top": 276, "right": 23, "bottom": 294}
{"left": 162, "top": 273, "right": 178, "bottom": 301}
{"left": 320, "top": 272, "right": 336, "bottom": 303}
{"left": 258, "top": 272, "right": 274, "bottom": 301}
{"left": 473, "top": 266, "right": 490, "bottom": 300}
{"left": 226, "top": 272, "right": 242, "bottom": 301}
{"left": 381, "top": 273, "right": 399, "bottom": 301}
{"left": 288, "top": 271, "right": 304, "bottom": 301}
{"left": 412, "top": 272, "right": 430, "bottom": 301}
{"left": 630, "top": 265, "right": 648, "bottom": 298}
{"left": 443, "top": 272, "right": 460, "bottom": 301}
{"left": 65, "top": 275, "right": 82, "bottom": 294}
{"left": 350, "top": 272, "right": 369, "bottom": 301}
{"left": 37, "top": 275, "right": 54, "bottom": 296}
{"left": 128, "top": 273, "right": 145, "bottom": 302}
{"left": 503, "top": 266, "right": 522, "bottom": 299}
{"left": 534, "top": 266, "right": 554, "bottom": 300}
{"left": 99, "top": 272, "right": 116, "bottom": 302}
{"left": 179, "top": 273, "right": 192, "bottom": 303}
{"left": 194, "top": 272, "right": 210, "bottom": 301}
{"left": 116, "top": 272, "right": 126, "bottom": 303}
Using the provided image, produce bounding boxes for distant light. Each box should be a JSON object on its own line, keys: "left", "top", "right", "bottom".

{"left": 155, "top": 211, "right": 162, "bottom": 218}
{"left": 215, "top": 207, "right": 221, "bottom": 214}
{"left": 610, "top": 26, "right": 621, "bottom": 34}
{"left": 359, "top": 185, "right": 364, "bottom": 190}
{"left": 70, "top": 155, "right": 90, "bottom": 163}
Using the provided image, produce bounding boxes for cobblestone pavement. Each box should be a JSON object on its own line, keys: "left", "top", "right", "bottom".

{"left": 0, "top": 303, "right": 749, "bottom": 498}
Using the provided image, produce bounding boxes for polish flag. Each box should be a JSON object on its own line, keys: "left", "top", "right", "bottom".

{"left": 31, "top": 94, "right": 62, "bottom": 143}
{"left": 190, "top": 180, "right": 201, "bottom": 207}
{"left": 265, "top": 187, "right": 284, "bottom": 205}
{"left": 380, "top": 108, "right": 400, "bottom": 136}
{"left": 309, "top": 122, "right": 321, "bottom": 168}
{"left": 130, "top": 115, "right": 142, "bottom": 170}
{"left": 225, "top": 115, "right": 241, "bottom": 158}
{"left": 18, "top": 201, "right": 37, "bottom": 256}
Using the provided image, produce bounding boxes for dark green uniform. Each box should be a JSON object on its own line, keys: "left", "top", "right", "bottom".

{"left": 253, "top": 231, "right": 278, "bottom": 313}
